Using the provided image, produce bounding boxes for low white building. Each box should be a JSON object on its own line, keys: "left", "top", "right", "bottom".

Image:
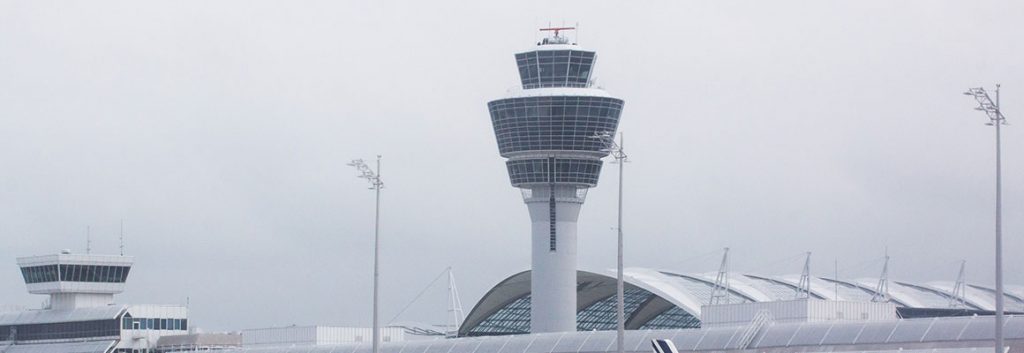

{"left": 155, "top": 332, "right": 242, "bottom": 352}
{"left": 700, "top": 299, "right": 898, "bottom": 327}
{"left": 242, "top": 326, "right": 405, "bottom": 347}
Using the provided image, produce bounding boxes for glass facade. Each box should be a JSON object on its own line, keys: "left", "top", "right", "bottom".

{"left": 489, "top": 96, "right": 624, "bottom": 157}
{"left": 20, "top": 264, "right": 130, "bottom": 284}
{"left": 0, "top": 316, "right": 183, "bottom": 343}
{"left": 515, "top": 50, "right": 596, "bottom": 89}
{"left": 465, "top": 295, "right": 531, "bottom": 336}
{"left": 576, "top": 288, "right": 653, "bottom": 331}
{"left": 0, "top": 319, "right": 120, "bottom": 341}
{"left": 465, "top": 288, "right": 698, "bottom": 336}
{"left": 121, "top": 316, "right": 187, "bottom": 331}
{"left": 19, "top": 265, "right": 59, "bottom": 284}
{"left": 506, "top": 158, "right": 603, "bottom": 186}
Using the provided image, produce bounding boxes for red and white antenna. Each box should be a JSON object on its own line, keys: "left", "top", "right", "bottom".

{"left": 539, "top": 26, "right": 575, "bottom": 38}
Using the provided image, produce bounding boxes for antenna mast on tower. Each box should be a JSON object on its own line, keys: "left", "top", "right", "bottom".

{"left": 86, "top": 226, "right": 91, "bottom": 254}
{"left": 119, "top": 219, "right": 125, "bottom": 256}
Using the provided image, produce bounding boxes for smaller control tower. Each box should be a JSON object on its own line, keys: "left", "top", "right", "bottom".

{"left": 17, "top": 250, "right": 134, "bottom": 310}
{"left": 5, "top": 250, "right": 194, "bottom": 352}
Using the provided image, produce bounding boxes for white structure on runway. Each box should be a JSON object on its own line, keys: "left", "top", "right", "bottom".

{"left": 487, "top": 27, "right": 625, "bottom": 334}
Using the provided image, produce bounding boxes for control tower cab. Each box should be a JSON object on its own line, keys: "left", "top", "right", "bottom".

{"left": 17, "top": 250, "right": 133, "bottom": 310}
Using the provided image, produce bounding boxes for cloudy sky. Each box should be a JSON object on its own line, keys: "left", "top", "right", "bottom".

{"left": 1, "top": 0, "right": 1022, "bottom": 331}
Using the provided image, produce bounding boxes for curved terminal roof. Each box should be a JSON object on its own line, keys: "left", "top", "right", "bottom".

{"left": 459, "top": 268, "right": 1022, "bottom": 336}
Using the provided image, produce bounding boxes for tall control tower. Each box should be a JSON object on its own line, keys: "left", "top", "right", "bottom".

{"left": 487, "top": 27, "right": 625, "bottom": 333}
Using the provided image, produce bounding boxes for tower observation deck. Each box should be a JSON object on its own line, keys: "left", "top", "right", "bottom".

{"left": 487, "top": 27, "right": 625, "bottom": 333}
{"left": 17, "top": 250, "right": 133, "bottom": 310}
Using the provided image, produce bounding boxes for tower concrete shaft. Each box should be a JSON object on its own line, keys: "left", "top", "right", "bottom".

{"left": 525, "top": 185, "right": 584, "bottom": 332}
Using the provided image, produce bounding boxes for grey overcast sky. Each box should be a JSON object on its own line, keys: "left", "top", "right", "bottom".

{"left": 1, "top": 0, "right": 1022, "bottom": 331}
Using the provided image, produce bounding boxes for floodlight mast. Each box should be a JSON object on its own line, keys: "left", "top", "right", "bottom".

{"left": 963, "top": 85, "right": 1008, "bottom": 353}
{"left": 347, "top": 156, "right": 384, "bottom": 353}
{"left": 590, "top": 131, "right": 627, "bottom": 353}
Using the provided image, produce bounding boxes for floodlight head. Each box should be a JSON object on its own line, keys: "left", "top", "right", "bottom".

{"left": 964, "top": 92, "right": 974, "bottom": 96}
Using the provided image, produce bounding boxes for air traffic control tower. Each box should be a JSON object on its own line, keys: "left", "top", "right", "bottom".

{"left": 17, "top": 250, "right": 133, "bottom": 310}
{"left": 487, "top": 27, "right": 624, "bottom": 333}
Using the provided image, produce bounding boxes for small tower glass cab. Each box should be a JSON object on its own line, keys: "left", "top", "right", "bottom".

{"left": 516, "top": 27, "right": 596, "bottom": 89}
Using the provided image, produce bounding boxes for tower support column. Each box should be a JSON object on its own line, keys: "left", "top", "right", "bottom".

{"left": 524, "top": 185, "right": 583, "bottom": 333}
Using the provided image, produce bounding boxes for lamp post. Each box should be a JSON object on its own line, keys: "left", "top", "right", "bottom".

{"left": 348, "top": 156, "right": 384, "bottom": 353}
{"left": 963, "top": 86, "right": 1008, "bottom": 353}
{"left": 592, "top": 131, "right": 627, "bottom": 353}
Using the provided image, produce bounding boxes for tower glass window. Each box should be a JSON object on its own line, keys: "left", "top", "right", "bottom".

{"left": 516, "top": 50, "right": 596, "bottom": 89}
{"left": 489, "top": 96, "right": 624, "bottom": 156}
